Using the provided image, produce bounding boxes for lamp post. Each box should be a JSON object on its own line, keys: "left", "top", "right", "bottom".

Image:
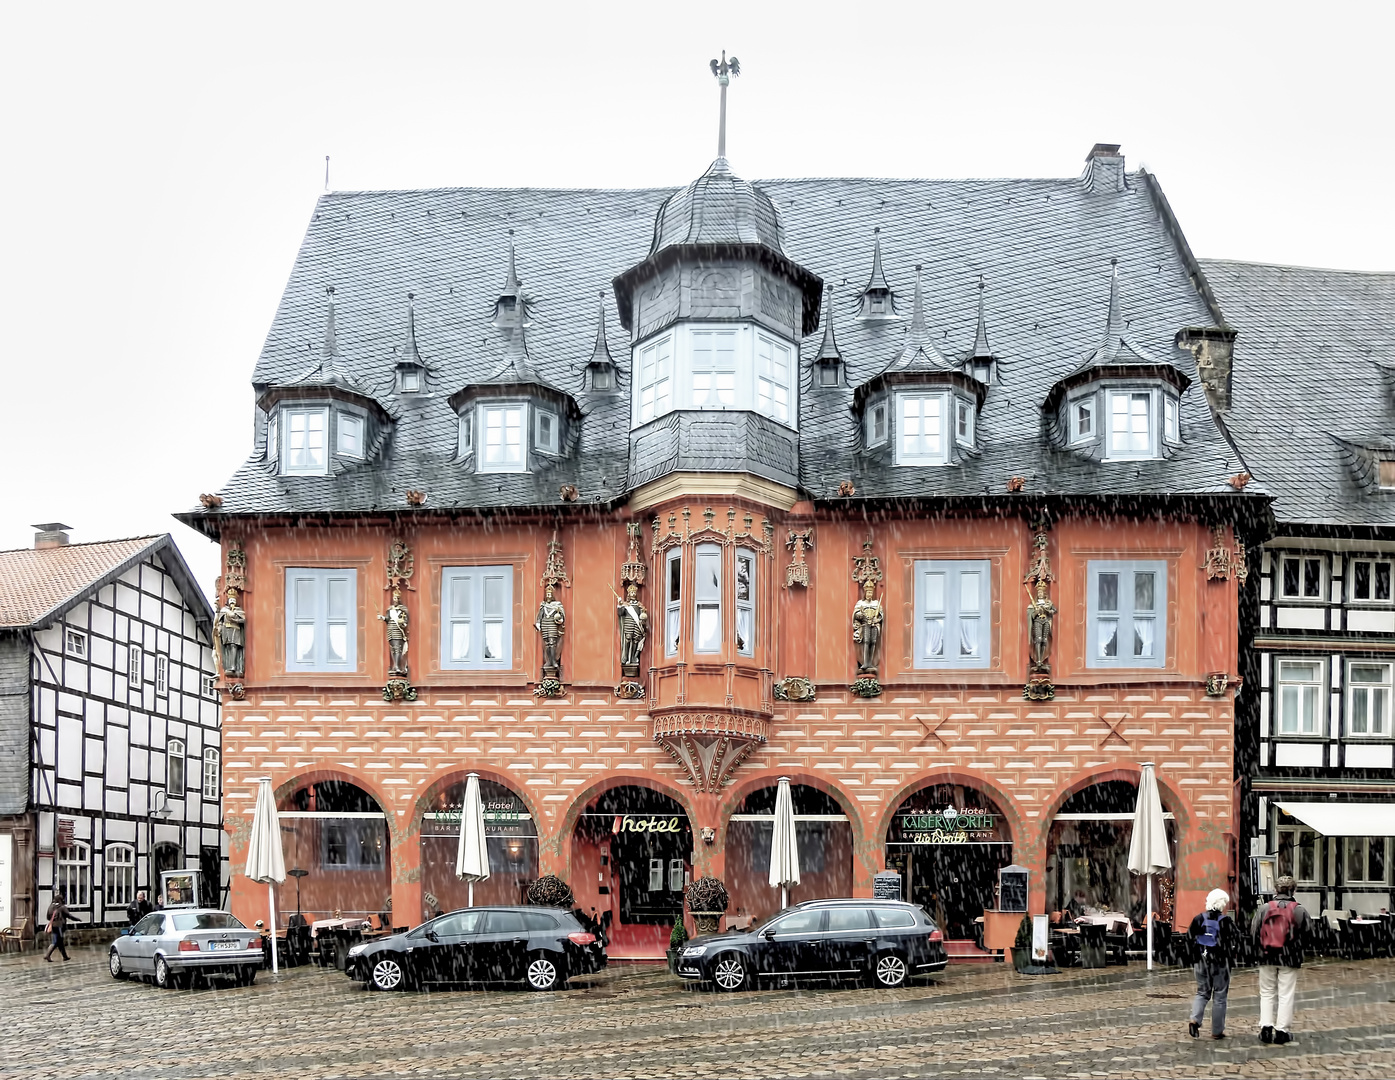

{"left": 147, "top": 789, "right": 171, "bottom": 901}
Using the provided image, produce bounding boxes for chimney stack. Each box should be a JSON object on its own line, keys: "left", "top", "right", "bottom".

{"left": 33, "top": 523, "right": 73, "bottom": 549}
{"left": 1082, "top": 143, "right": 1127, "bottom": 193}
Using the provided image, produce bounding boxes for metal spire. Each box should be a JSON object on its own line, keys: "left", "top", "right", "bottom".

{"left": 709, "top": 51, "right": 740, "bottom": 160}
{"left": 1104, "top": 258, "right": 1123, "bottom": 349}
{"left": 401, "top": 292, "right": 421, "bottom": 363}
{"left": 971, "top": 276, "right": 993, "bottom": 358}
{"left": 908, "top": 264, "right": 927, "bottom": 339}
{"left": 503, "top": 229, "right": 521, "bottom": 294}
{"left": 867, "top": 227, "right": 891, "bottom": 292}
{"left": 321, "top": 286, "right": 339, "bottom": 373}
{"left": 589, "top": 290, "right": 613, "bottom": 365}
{"left": 816, "top": 285, "right": 841, "bottom": 361}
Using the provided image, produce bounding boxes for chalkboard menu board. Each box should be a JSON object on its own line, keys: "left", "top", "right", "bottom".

{"left": 998, "top": 864, "right": 1028, "bottom": 913}
{"left": 873, "top": 871, "right": 903, "bottom": 900}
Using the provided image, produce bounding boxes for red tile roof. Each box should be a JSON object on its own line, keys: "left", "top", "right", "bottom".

{"left": 0, "top": 536, "right": 161, "bottom": 628}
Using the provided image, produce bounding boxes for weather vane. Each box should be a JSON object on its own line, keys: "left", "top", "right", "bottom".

{"left": 709, "top": 51, "right": 740, "bottom": 159}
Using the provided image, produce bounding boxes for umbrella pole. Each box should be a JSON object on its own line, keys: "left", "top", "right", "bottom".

{"left": 1146, "top": 874, "right": 1154, "bottom": 972}
{"left": 468, "top": 880, "right": 474, "bottom": 908}
{"left": 781, "top": 885, "right": 788, "bottom": 910}
{"left": 268, "top": 883, "right": 279, "bottom": 975}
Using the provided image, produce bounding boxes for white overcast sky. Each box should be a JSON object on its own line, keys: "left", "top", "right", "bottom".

{"left": 2, "top": 0, "right": 1391, "bottom": 597}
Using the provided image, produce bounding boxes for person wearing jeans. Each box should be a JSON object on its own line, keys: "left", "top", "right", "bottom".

{"left": 1250, "top": 875, "right": 1311, "bottom": 1045}
{"left": 1187, "top": 888, "right": 1239, "bottom": 1039}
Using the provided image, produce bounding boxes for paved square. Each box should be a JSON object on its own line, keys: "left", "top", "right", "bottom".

{"left": 4, "top": 948, "right": 1394, "bottom": 1078}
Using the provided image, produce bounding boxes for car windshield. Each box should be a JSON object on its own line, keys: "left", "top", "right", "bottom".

{"left": 171, "top": 912, "right": 245, "bottom": 932}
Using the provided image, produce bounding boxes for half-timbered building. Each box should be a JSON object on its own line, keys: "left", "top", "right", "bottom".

{"left": 0, "top": 527, "right": 222, "bottom": 939}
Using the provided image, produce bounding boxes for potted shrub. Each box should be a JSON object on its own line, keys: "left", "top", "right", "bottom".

{"left": 1011, "top": 913, "right": 1033, "bottom": 972}
{"left": 685, "top": 877, "right": 730, "bottom": 935}
{"left": 667, "top": 915, "right": 689, "bottom": 974}
{"left": 525, "top": 874, "right": 574, "bottom": 908}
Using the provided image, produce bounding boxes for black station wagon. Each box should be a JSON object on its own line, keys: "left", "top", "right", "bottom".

{"left": 676, "top": 898, "right": 947, "bottom": 991}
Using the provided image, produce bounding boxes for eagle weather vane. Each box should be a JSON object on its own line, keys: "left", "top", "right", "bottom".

{"left": 709, "top": 51, "right": 740, "bottom": 159}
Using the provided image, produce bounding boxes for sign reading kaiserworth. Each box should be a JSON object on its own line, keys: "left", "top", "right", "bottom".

{"left": 895, "top": 806, "right": 1006, "bottom": 845}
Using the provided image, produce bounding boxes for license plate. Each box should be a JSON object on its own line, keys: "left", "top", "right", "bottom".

{"left": 209, "top": 941, "right": 239, "bottom": 952}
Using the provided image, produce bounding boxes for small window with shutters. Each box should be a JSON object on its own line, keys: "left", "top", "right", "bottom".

{"left": 440, "top": 566, "right": 513, "bottom": 670}
{"left": 284, "top": 568, "right": 358, "bottom": 673}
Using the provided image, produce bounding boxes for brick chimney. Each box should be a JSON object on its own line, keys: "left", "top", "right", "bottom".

{"left": 1175, "top": 328, "right": 1238, "bottom": 413}
{"left": 32, "top": 523, "right": 72, "bottom": 549}
{"left": 1082, "top": 143, "right": 1127, "bottom": 193}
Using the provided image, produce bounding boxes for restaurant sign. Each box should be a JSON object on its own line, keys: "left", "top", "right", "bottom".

{"left": 425, "top": 797, "right": 536, "bottom": 837}
{"left": 897, "top": 805, "right": 1005, "bottom": 845}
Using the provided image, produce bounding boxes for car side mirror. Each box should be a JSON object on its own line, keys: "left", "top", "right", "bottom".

{"left": 760, "top": 928, "right": 775, "bottom": 940}
{"left": 425, "top": 930, "right": 439, "bottom": 943}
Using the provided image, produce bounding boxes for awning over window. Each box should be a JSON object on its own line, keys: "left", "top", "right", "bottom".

{"left": 1276, "top": 801, "right": 1395, "bottom": 837}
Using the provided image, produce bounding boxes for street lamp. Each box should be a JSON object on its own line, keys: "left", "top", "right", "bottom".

{"left": 148, "top": 789, "right": 171, "bottom": 900}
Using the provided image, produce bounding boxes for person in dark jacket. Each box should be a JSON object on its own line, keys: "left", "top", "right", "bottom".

{"left": 1249, "top": 875, "right": 1312, "bottom": 1045}
{"left": 44, "top": 892, "right": 77, "bottom": 962}
{"left": 126, "top": 891, "right": 153, "bottom": 926}
{"left": 1186, "top": 888, "right": 1239, "bottom": 1039}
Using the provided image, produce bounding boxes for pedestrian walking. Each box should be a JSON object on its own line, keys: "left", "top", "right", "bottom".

{"left": 1250, "top": 874, "right": 1311, "bottom": 1045}
{"left": 126, "top": 890, "right": 153, "bottom": 926}
{"left": 1186, "top": 888, "right": 1239, "bottom": 1039}
{"left": 44, "top": 891, "right": 77, "bottom": 962}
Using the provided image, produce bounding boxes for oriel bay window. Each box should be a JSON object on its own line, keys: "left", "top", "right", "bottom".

{"left": 735, "top": 549, "right": 755, "bottom": 656}
{"left": 1348, "top": 661, "right": 1392, "bottom": 737}
{"left": 440, "top": 566, "right": 513, "bottom": 670}
{"left": 1087, "top": 561, "right": 1167, "bottom": 668}
{"left": 285, "top": 568, "right": 357, "bottom": 673}
{"left": 1275, "top": 659, "right": 1323, "bottom": 735}
{"left": 694, "top": 545, "right": 722, "bottom": 654}
{"left": 691, "top": 329, "right": 737, "bottom": 408}
{"left": 665, "top": 549, "right": 681, "bottom": 656}
{"left": 630, "top": 325, "right": 799, "bottom": 429}
{"left": 914, "top": 560, "right": 990, "bottom": 669}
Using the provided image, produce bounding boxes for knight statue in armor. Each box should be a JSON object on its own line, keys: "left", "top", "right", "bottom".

{"left": 535, "top": 584, "right": 566, "bottom": 680}
{"left": 378, "top": 587, "right": 409, "bottom": 677}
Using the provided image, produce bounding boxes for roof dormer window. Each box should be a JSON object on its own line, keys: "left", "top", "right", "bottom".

{"left": 535, "top": 408, "right": 559, "bottom": 455}
{"left": 956, "top": 398, "right": 975, "bottom": 449}
{"left": 337, "top": 414, "right": 364, "bottom": 458}
{"left": 897, "top": 392, "right": 948, "bottom": 466}
{"left": 867, "top": 401, "right": 889, "bottom": 447}
{"left": 284, "top": 407, "right": 328, "bottom": 475}
{"left": 399, "top": 369, "right": 421, "bottom": 393}
{"left": 1106, "top": 390, "right": 1154, "bottom": 459}
{"left": 1070, "top": 393, "right": 1096, "bottom": 445}
{"left": 266, "top": 412, "right": 279, "bottom": 463}
{"left": 480, "top": 403, "right": 526, "bottom": 472}
{"left": 1380, "top": 461, "right": 1395, "bottom": 490}
{"left": 1164, "top": 395, "right": 1180, "bottom": 444}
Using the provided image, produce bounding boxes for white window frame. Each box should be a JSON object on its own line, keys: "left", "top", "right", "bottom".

{"left": 591, "top": 365, "right": 614, "bottom": 392}
{"left": 1279, "top": 554, "right": 1325, "bottom": 602}
{"left": 1105, "top": 389, "right": 1156, "bottom": 460}
{"left": 754, "top": 331, "right": 793, "bottom": 424}
{"left": 818, "top": 361, "right": 839, "bottom": 388}
{"left": 1274, "top": 657, "right": 1324, "bottom": 736}
{"left": 1069, "top": 392, "right": 1096, "bottom": 445}
{"left": 914, "top": 559, "right": 991, "bottom": 669}
{"left": 104, "top": 843, "right": 136, "bottom": 908}
{"left": 336, "top": 412, "right": 364, "bottom": 458}
{"left": 266, "top": 411, "right": 278, "bottom": 463}
{"left": 167, "top": 737, "right": 186, "bottom": 794}
{"left": 895, "top": 392, "right": 949, "bottom": 466}
{"left": 285, "top": 567, "right": 358, "bottom": 673}
{"left": 57, "top": 840, "right": 91, "bottom": 909}
{"left": 634, "top": 331, "right": 674, "bottom": 425}
{"left": 322, "top": 819, "right": 385, "bottom": 871}
{"left": 128, "top": 644, "right": 142, "bottom": 686}
{"left": 955, "top": 397, "right": 975, "bottom": 449}
{"left": 1349, "top": 558, "right": 1394, "bottom": 605}
{"left": 479, "top": 403, "right": 527, "bottom": 473}
{"left": 693, "top": 544, "right": 722, "bottom": 654}
{"left": 155, "top": 655, "right": 169, "bottom": 695}
{"left": 1276, "top": 826, "right": 1321, "bottom": 886}
{"left": 735, "top": 548, "right": 756, "bottom": 658}
{"left": 534, "top": 407, "right": 559, "bottom": 455}
{"left": 1163, "top": 394, "right": 1180, "bottom": 444}
{"left": 664, "top": 549, "right": 681, "bottom": 657}
{"left": 1344, "top": 836, "right": 1390, "bottom": 885}
{"left": 399, "top": 368, "right": 422, "bottom": 393}
{"left": 691, "top": 327, "right": 739, "bottom": 410}
{"left": 1347, "top": 660, "right": 1392, "bottom": 738}
{"left": 867, "top": 401, "right": 889, "bottom": 448}
{"left": 457, "top": 412, "right": 473, "bottom": 459}
{"left": 1086, "top": 560, "right": 1167, "bottom": 669}
{"left": 440, "top": 566, "right": 514, "bottom": 670}
{"left": 202, "top": 747, "right": 220, "bottom": 799}
{"left": 201, "top": 673, "right": 217, "bottom": 697}
{"left": 64, "top": 628, "right": 86, "bottom": 658}
{"left": 282, "top": 407, "right": 329, "bottom": 475}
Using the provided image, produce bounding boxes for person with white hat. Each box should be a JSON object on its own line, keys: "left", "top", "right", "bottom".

{"left": 1186, "top": 888, "right": 1239, "bottom": 1039}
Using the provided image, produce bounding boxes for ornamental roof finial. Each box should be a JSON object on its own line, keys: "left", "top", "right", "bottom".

{"left": 709, "top": 51, "right": 740, "bottom": 160}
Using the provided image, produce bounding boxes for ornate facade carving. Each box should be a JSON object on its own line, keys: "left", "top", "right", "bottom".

{"left": 772, "top": 675, "right": 816, "bottom": 702}
{"left": 1023, "top": 520, "right": 1057, "bottom": 701}
{"left": 535, "top": 530, "right": 569, "bottom": 696}
{"left": 214, "top": 542, "right": 249, "bottom": 680}
{"left": 651, "top": 710, "right": 768, "bottom": 792}
{"left": 786, "top": 529, "right": 813, "bottom": 588}
{"left": 1201, "top": 525, "right": 1232, "bottom": 580}
{"left": 851, "top": 536, "right": 884, "bottom": 695}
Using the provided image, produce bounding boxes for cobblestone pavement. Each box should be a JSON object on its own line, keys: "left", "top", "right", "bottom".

{"left": 4, "top": 947, "right": 1394, "bottom": 1079}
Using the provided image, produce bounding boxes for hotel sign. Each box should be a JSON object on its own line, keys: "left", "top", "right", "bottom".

{"left": 897, "top": 806, "right": 1006, "bottom": 845}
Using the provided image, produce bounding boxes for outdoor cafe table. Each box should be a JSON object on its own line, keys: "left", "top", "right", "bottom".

{"left": 1349, "top": 917, "right": 1387, "bottom": 958}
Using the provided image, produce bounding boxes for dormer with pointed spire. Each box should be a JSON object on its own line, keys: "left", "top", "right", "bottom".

{"left": 582, "top": 292, "right": 620, "bottom": 396}
{"left": 858, "top": 228, "right": 900, "bottom": 321}
{"left": 813, "top": 286, "right": 844, "bottom": 390}
{"left": 493, "top": 231, "right": 530, "bottom": 331}
{"left": 853, "top": 267, "right": 986, "bottom": 465}
{"left": 963, "top": 277, "right": 997, "bottom": 386}
{"left": 394, "top": 293, "right": 434, "bottom": 395}
{"left": 1044, "top": 260, "right": 1191, "bottom": 461}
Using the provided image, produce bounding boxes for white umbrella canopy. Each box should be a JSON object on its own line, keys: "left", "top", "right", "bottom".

{"left": 245, "top": 778, "right": 286, "bottom": 973}
{"left": 1127, "top": 762, "right": 1172, "bottom": 970}
{"left": 455, "top": 772, "right": 490, "bottom": 906}
{"left": 768, "top": 776, "right": 801, "bottom": 909}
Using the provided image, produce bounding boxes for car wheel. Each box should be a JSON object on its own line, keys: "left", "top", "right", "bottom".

{"left": 525, "top": 954, "right": 561, "bottom": 991}
{"left": 154, "top": 956, "right": 174, "bottom": 989}
{"left": 108, "top": 949, "right": 128, "bottom": 980}
{"left": 370, "top": 955, "right": 408, "bottom": 991}
{"left": 711, "top": 953, "right": 749, "bottom": 992}
{"left": 872, "top": 951, "right": 908, "bottom": 989}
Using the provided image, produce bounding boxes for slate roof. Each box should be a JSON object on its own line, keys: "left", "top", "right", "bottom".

{"left": 183, "top": 158, "right": 1262, "bottom": 529}
{"left": 0, "top": 535, "right": 213, "bottom": 630}
{"left": 1202, "top": 259, "right": 1395, "bottom": 530}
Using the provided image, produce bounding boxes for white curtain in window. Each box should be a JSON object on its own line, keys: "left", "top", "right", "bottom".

{"left": 923, "top": 617, "right": 945, "bottom": 658}
{"left": 1133, "top": 617, "right": 1154, "bottom": 658}
{"left": 958, "top": 617, "right": 980, "bottom": 658}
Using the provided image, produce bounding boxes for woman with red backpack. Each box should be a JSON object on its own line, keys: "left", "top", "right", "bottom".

{"left": 1249, "top": 874, "right": 1312, "bottom": 1045}
{"left": 1187, "top": 888, "right": 1239, "bottom": 1039}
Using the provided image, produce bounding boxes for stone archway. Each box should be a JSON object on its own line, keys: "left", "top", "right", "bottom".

{"left": 416, "top": 774, "right": 538, "bottom": 912}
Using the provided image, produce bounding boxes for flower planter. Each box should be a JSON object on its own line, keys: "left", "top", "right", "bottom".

{"left": 692, "top": 912, "right": 723, "bottom": 935}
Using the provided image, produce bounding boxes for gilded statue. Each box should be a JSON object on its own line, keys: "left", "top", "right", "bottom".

{"left": 212, "top": 590, "right": 246, "bottom": 679}
{"left": 535, "top": 584, "right": 566, "bottom": 680}
{"left": 378, "top": 587, "right": 409, "bottom": 677}
{"left": 1026, "top": 579, "right": 1056, "bottom": 675}
{"left": 851, "top": 579, "right": 884, "bottom": 676}
{"left": 614, "top": 583, "right": 649, "bottom": 678}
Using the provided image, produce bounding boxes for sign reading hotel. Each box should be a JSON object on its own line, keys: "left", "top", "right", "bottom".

{"left": 897, "top": 806, "right": 1005, "bottom": 845}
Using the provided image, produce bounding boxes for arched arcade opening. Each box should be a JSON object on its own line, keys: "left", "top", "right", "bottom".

{"left": 277, "top": 779, "right": 391, "bottom": 925}
{"left": 420, "top": 778, "right": 538, "bottom": 914}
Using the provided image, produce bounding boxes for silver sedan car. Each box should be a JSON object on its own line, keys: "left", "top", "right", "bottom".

{"left": 109, "top": 908, "right": 263, "bottom": 989}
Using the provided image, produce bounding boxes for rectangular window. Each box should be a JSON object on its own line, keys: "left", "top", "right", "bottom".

{"left": 955, "top": 398, "right": 974, "bottom": 447}
{"left": 755, "top": 333, "right": 793, "bottom": 424}
{"left": 1087, "top": 560, "right": 1167, "bottom": 669}
{"left": 480, "top": 405, "right": 526, "bottom": 472}
{"left": 534, "top": 408, "right": 558, "bottom": 454}
{"left": 167, "top": 738, "right": 185, "bottom": 793}
{"left": 1275, "top": 659, "right": 1323, "bottom": 735}
{"left": 128, "top": 645, "right": 142, "bottom": 686}
{"left": 284, "top": 408, "right": 328, "bottom": 474}
{"left": 691, "top": 329, "right": 738, "bottom": 409}
{"left": 155, "top": 655, "right": 169, "bottom": 695}
{"left": 1276, "top": 827, "right": 1319, "bottom": 885}
{"left": 1280, "top": 555, "right": 1324, "bottom": 600}
{"left": 648, "top": 858, "right": 664, "bottom": 892}
{"left": 668, "top": 858, "right": 684, "bottom": 893}
{"left": 897, "top": 393, "right": 946, "bottom": 464}
{"left": 457, "top": 413, "right": 473, "bottom": 458}
{"left": 1106, "top": 391, "right": 1154, "bottom": 459}
{"left": 337, "top": 413, "right": 363, "bottom": 457}
{"left": 266, "top": 412, "right": 278, "bottom": 462}
{"left": 57, "top": 842, "right": 91, "bottom": 909}
{"left": 202, "top": 748, "right": 220, "bottom": 799}
{"left": 105, "top": 844, "right": 136, "bottom": 908}
{"left": 818, "top": 363, "right": 839, "bottom": 388}
{"left": 914, "top": 560, "right": 991, "bottom": 669}
{"left": 1164, "top": 396, "right": 1180, "bottom": 443}
{"left": 591, "top": 366, "right": 613, "bottom": 391}
{"left": 441, "top": 566, "right": 513, "bottom": 669}
{"left": 636, "top": 333, "right": 674, "bottom": 423}
{"left": 285, "top": 568, "right": 358, "bottom": 673}
{"left": 400, "top": 369, "right": 421, "bottom": 393}
{"left": 323, "top": 820, "right": 384, "bottom": 870}
{"left": 64, "top": 629, "right": 86, "bottom": 658}
{"left": 1070, "top": 395, "right": 1095, "bottom": 443}
{"left": 665, "top": 549, "right": 681, "bottom": 657}
{"left": 735, "top": 549, "right": 755, "bottom": 657}
{"left": 1350, "top": 559, "right": 1393, "bottom": 603}
{"left": 201, "top": 673, "right": 217, "bottom": 697}
{"left": 1348, "top": 661, "right": 1392, "bottom": 737}
{"left": 693, "top": 545, "right": 722, "bottom": 653}
{"left": 867, "top": 402, "right": 889, "bottom": 447}
{"left": 1345, "top": 836, "right": 1390, "bottom": 884}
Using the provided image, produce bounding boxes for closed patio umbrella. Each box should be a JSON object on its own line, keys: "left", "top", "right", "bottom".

{"left": 245, "top": 777, "right": 287, "bottom": 974}
{"left": 1127, "top": 762, "right": 1172, "bottom": 971}
{"left": 768, "top": 776, "right": 801, "bottom": 909}
{"left": 455, "top": 772, "right": 490, "bottom": 907}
